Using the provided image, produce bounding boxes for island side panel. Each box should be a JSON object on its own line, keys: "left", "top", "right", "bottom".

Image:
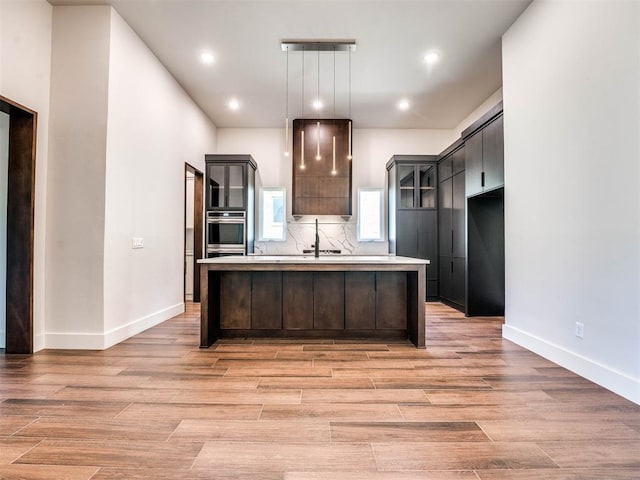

{"left": 406, "top": 264, "right": 427, "bottom": 348}
{"left": 200, "top": 265, "right": 220, "bottom": 348}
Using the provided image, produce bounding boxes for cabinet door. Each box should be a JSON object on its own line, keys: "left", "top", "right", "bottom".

{"left": 376, "top": 272, "right": 407, "bottom": 329}
{"left": 452, "top": 146, "right": 465, "bottom": 175}
{"left": 452, "top": 171, "right": 466, "bottom": 257}
{"left": 418, "top": 164, "right": 436, "bottom": 208}
{"left": 207, "top": 164, "right": 226, "bottom": 209}
{"left": 251, "top": 272, "right": 282, "bottom": 329}
{"left": 345, "top": 272, "right": 376, "bottom": 330}
{"left": 283, "top": 272, "right": 313, "bottom": 329}
{"left": 465, "top": 131, "right": 483, "bottom": 197}
{"left": 438, "top": 157, "right": 452, "bottom": 182}
{"left": 220, "top": 272, "right": 251, "bottom": 329}
{"left": 451, "top": 257, "right": 466, "bottom": 307}
{"left": 396, "top": 210, "right": 418, "bottom": 257}
{"left": 439, "top": 256, "right": 452, "bottom": 301}
{"left": 417, "top": 209, "right": 437, "bottom": 280}
{"left": 482, "top": 115, "right": 504, "bottom": 191}
{"left": 438, "top": 177, "right": 453, "bottom": 256}
{"left": 227, "top": 164, "right": 245, "bottom": 208}
{"left": 313, "top": 272, "right": 345, "bottom": 329}
{"left": 398, "top": 165, "right": 415, "bottom": 208}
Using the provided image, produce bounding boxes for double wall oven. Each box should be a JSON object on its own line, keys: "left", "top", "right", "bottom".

{"left": 206, "top": 211, "right": 246, "bottom": 258}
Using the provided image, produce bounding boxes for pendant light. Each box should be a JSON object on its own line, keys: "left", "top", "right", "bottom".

{"left": 300, "top": 47, "right": 306, "bottom": 170}
{"left": 347, "top": 47, "right": 353, "bottom": 161}
{"left": 315, "top": 50, "right": 321, "bottom": 161}
{"left": 331, "top": 47, "right": 337, "bottom": 175}
{"left": 284, "top": 45, "right": 290, "bottom": 157}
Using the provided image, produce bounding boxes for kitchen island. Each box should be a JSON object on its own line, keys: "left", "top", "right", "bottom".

{"left": 199, "top": 255, "right": 429, "bottom": 348}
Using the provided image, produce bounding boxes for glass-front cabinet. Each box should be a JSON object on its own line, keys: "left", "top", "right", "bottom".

{"left": 386, "top": 155, "right": 439, "bottom": 300}
{"left": 205, "top": 159, "right": 254, "bottom": 210}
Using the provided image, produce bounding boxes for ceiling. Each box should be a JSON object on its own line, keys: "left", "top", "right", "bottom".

{"left": 47, "top": 0, "right": 532, "bottom": 129}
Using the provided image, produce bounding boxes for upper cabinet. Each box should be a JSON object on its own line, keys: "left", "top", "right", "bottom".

{"left": 292, "top": 119, "right": 352, "bottom": 216}
{"left": 463, "top": 104, "right": 504, "bottom": 197}
{"left": 204, "top": 154, "right": 257, "bottom": 211}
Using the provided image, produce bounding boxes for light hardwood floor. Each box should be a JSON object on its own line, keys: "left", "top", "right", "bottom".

{"left": 1, "top": 302, "right": 639, "bottom": 479}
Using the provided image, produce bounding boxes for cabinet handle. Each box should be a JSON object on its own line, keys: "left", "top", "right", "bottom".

{"left": 481, "top": 171, "right": 485, "bottom": 187}
{"left": 451, "top": 260, "right": 454, "bottom": 273}
{"left": 451, "top": 229, "right": 454, "bottom": 254}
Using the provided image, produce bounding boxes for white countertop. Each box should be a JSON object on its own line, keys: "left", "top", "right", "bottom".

{"left": 198, "top": 255, "right": 429, "bottom": 265}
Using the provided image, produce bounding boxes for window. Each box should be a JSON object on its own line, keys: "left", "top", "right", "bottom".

{"left": 357, "top": 187, "right": 384, "bottom": 241}
{"left": 259, "top": 187, "right": 286, "bottom": 241}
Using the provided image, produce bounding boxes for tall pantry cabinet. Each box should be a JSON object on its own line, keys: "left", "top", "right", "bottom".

{"left": 438, "top": 140, "right": 466, "bottom": 311}
{"left": 387, "top": 155, "right": 439, "bottom": 300}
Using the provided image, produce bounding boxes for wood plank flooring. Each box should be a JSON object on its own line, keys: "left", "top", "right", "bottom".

{"left": 1, "top": 302, "right": 639, "bottom": 479}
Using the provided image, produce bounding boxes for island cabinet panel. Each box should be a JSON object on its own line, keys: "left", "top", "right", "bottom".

{"left": 220, "top": 272, "right": 251, "bottom": 329}
{"left": 345, "top": 272, "right": 376, "bottom": 330}
{"left": 251, "top": 272, "right": 282, "bottom": 329}
{"left": 376, "top": 272, "right": 407, "bottom": 329}
{"left": 313, "top": 272, "right": 345, "bottom": 329}
{"left": 283, "top": 272, "right": 313, "bottom": 330}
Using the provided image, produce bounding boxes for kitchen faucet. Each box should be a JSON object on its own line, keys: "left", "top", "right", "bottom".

{"left": 314, "top": 218, "right": 320, "bottom": 258}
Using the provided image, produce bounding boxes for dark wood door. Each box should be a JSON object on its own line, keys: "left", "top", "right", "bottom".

{"left": 283, "top": 272, "right": 313, "bottom": 329}
{"left": 251, "top": 272, "right": 282, "bottom": 329}
{"left": 376, "top": 272, "right": 407, "bottom": 329}
{"left": 482, "top": 115, "right": 504, "bottom": 191}
{"left": 313, "top": 272, "right": 345, "bottom": 329}
{"left": 220, "top": 272, "right": 251, "bottom": 329}
{"left": 345, "top": 272, "right": 376, "bottom": 330}
{"left": 465, "top": 131, "right": 483, "bottom": 196}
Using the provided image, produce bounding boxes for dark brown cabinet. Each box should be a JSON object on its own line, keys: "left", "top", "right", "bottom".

{"left": 292, "top": 119, "right": 352, "bottom": 216}
{"left": 438, "top": 144, "right": 466, "bottom": 312}
{"left": 387, "top": 155, "right": 439, "bottom": 299}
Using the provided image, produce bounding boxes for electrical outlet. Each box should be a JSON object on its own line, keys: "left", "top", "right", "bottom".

{"left": 132, "top": 237, "right": 144, "bottom": 249}
{"left": 575, "top": 322, "right": 584, "bottom": 339}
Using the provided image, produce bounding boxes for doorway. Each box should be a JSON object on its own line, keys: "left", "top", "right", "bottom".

{"left": 0, "top": 95, "right": 37, "bottom": 354}
{"left": 184, "top": 164, "right": 203, "bottom": 303}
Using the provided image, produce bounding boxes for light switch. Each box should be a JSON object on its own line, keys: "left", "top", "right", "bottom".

{"left": 132, "top": 237, "right": 144, "bottom": 249}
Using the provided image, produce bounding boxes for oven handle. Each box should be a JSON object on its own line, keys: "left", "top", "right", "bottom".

{"left": 207, "top": 218, "right": 246, "bottom": 224}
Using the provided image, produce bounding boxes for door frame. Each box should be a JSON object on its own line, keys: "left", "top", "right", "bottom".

{"left": 0, "top": 95, "right": 37, "bottom": 354}
{"left": 184, "top": 163, "right": 203, "bottom": 303}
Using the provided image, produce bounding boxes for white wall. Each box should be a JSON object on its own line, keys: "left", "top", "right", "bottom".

{"left": 502, "top": 0, "right": 640, "bottom": 403}
{"left": 0, "top": 0, "right": 53, "bottom": 351}
{"left": 217, "top": 127, "right": 452, "bottom": 253}
{"left": 46, "top": 6, "right": 111, "bottom": 347}
{"left": 0, "top": 112, "right": 8, "bottom": 348}
{"left": 103, "top": 9, "right": 216, "bottom": 345}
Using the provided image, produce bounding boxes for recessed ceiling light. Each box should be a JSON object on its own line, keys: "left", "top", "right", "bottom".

{"left": 424, "top": 51, "right": 440, "bottom": 65}
{"left": 312, "top": 99, "right": 323, "bottom": 110}
{"left": 228, "top": 98, "right": 240, "bottom": 111}
{"left": 398, "top": 99, "right": 410, "bottom": 111}
{"left": 200, "top": 51, "right": 215, "bottom": 65}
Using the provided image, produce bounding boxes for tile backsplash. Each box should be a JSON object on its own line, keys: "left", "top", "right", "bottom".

{"left": 254, "top": 217, "right": 388, "bottom": 255}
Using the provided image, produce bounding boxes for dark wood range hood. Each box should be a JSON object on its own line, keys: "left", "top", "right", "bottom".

{"left": 292, "top": 118, "right": 352, "bottom": 216}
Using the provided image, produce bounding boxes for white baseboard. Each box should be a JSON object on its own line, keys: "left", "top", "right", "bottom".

{"left": 34, "top": 333, "right": 45, "bottom": 352}
{"left": 0, "top": 331, "right": 5, "bottom": 349}
{"left": 44, "top": 303, "right": 185, "bottom": 350}
{"left": 103, "top": 303, "right": 184, "bottom": 349}
{"left": 503, "top": 324, "right": 640, "bottom": 405}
